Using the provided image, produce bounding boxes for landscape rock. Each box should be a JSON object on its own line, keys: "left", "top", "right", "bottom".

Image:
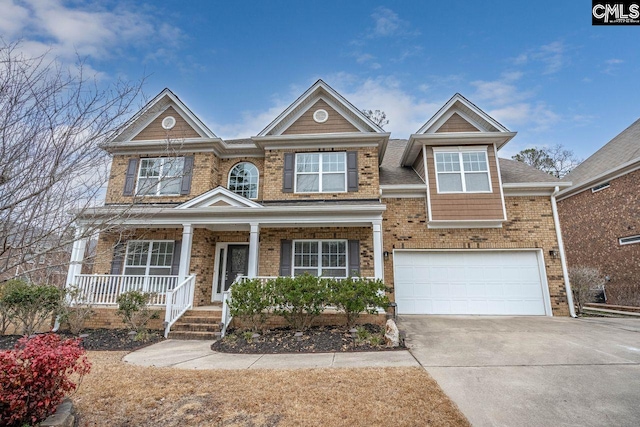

{"left": 384, "top": 319, "right": 400, "bottom": 347}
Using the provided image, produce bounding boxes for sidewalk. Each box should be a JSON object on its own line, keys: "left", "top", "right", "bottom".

{"left": 123, "top": 339, "right": 420, "bottom": 370}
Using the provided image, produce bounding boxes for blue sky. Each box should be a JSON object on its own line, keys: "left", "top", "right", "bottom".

{"left": 2, "top": 0, "right": 638, "bottom": 159}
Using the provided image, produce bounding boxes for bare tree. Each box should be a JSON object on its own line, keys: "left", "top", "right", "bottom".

{"left": 569, "top": 267, "right": 603, "bottom": 315}
{"left": 362, "top": 109, "right": 389, "bottom": 129}
{"left": 0, "top": 41, "right": 144, "bottom": 282}
{"left": 512, "top": 144, "right": 582, "bottom": 178}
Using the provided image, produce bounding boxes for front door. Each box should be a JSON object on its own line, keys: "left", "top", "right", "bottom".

{"left": 213, "top": 243, "right": 250, "bottom": 301}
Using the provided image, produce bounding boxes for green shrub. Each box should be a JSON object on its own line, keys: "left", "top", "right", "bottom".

{"left": 229, "top": 278, "right": 271, "bottom": 332}
{"left": 271, "top": 274, "right": 329, "bottom": 331}
{"left": 116, "top": 291, "right": 159, "bottom": 341}
{"left": 328, "top": 277, "right": 389, "bottom": 328}
{"left": 58, "top": 286, "right": 95, "bottom": 335}
{"left": 0, "top": 280, "right": 63, "bottom": 335}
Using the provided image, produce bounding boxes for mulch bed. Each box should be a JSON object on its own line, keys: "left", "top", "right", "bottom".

{"left": 0, "top": 329, "right": 163, "bottom": 351}
{"left": 212, "top": 324, "right": 405, "bottom": 354}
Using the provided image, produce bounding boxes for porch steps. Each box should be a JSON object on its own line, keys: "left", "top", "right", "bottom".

{"left": 167, "top": 308, "right": 223, "bottom": 340}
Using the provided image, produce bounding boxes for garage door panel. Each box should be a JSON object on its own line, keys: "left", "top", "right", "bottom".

{"left": 394, "top": 251, "right": 548, "bottom": 316}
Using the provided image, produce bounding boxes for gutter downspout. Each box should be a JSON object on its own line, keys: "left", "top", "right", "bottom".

{"left": 551, "top": 186, "right": 576, "bottom": 317}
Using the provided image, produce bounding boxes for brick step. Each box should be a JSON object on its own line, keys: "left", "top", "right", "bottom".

{"left": 171, "top": 322, "right": 221, "bottom": 332}
{"left": 178, "top": 315, "right": 222, "bottom": 324}
{"left": 167, "top": 330, "right": 220, "bottom": 340}
{"left": 183, "top": 309, "right": 222, "bottom": 317}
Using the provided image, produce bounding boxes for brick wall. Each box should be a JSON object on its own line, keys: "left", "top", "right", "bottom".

{"left": 82, "top": 307, "right": 164, "bottom": 330}
{"left": 557, "top": 170, "right": 640, "bottom": 295}
{"left": 105, "top": 152, "right": 217, "bottom": 204}
{"left": 382, "top": 196, "right": 570, "bottom": 316}
{"left": 258, "top": 227, "right": 375, "bottom": 277}
{"left": 262, "top": 147, "right": 379, "bottom": 201}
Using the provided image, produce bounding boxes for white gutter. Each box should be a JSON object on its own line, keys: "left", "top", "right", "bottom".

{"left": 551, "top": 186, "right": 576, "bottom": 317}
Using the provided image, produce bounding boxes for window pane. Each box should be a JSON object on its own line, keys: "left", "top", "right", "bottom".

{"left": 294, "top": 242, "right": 319, "bottom": 268}
{"left": 148, "top": 267, "right": 172, "bottom": 275}
{"left": 293, "top": 268, "right": 318, "bottom": 277}
{"left": 126, "top": 242, "right": 149, "bottom": 266}
{"left": 322, "top": 153, "right": 346, "bottom": 172}
{"left": 140, "top": 159, "right": 161, "bottom": 177}
{"left": 163, "top": 158, "right": 185, "bottom": 177}
{"left": 462, "top": 152, "right": 488, "bottom": 172}
{"left": 438, "top": 173, "right": 463, "bottom": 191}
{"left": 321, "top": 241, "right": 346, "bottom": 268}
{"left": 229, "top": 163, "right": 259, "bottom": 199}
{"left": 137, "top": 177, "right": 158, "bottom": 195}
{"left": 296, "top": 154, "right": 319, "bottom": 172}
{"left": 465, "top": 173, "right": 490, "bottom": 191}
{"left": 159, "top": 177, "right": 181, "bottom": 195}
{"left": 322, "top": 173, "right": 345, "bottom": 191}
{"left": 435, "top": 152, "right": 461, "bottom": 172}
{"left": 124, "top": 267, "right": 146, "bottom": 276}
{"left": 150, "top": 242, "right": 174, "bottom": 267}
{"left": 296, "top": 174, "right": 319, "bottom": 192}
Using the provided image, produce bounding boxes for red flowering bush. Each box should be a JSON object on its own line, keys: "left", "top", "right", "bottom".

{"left": 0, "top": 333, "right": 91, "bottom": 426}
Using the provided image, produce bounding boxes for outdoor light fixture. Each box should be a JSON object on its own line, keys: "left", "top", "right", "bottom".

{"left": 383, "top": 251, "right": 389, "bottom": 259}
{"left": 549, "top": 249, "right": 559, "bottom": 258}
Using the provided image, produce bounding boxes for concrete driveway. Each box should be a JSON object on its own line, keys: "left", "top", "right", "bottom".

{"left": 399, "top": 315, "right": 640, "bottom": 427}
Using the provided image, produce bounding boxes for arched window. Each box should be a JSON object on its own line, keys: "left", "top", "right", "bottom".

{"left": 228, "top": 162, "right": 259, "bottom": 199}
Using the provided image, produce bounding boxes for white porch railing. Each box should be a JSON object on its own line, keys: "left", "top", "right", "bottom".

{"left": 72, "top": 274, "right": 180, "bottom": 306}
{"left": 164, "top": 275, "right": 196, "bottom": 338}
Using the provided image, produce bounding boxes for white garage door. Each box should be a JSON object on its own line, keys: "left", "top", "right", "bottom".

{"left": 394, "top": 251, "right": 549, "bottom": 315}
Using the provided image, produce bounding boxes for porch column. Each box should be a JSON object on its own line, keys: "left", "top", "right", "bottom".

{"left": 65, "top": 226, "right": 88, "bottom": 288}
{"left": 247, "top": 223, "right": 260, "bottom": 278}
{"left": 178, "top": 224, "right": 193, "bottom": 283}
{"left": 372, "top": 220, "right": 384, "bottom": 280}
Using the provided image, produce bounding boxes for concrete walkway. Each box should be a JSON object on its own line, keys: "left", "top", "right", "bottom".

{"left": 123, "top": 339, "right": 419, "bottom": 370}
{"left": 399, "top": 315, "right": 640, "bottom": 427}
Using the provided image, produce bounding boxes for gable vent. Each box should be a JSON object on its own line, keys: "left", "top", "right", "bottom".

{"left": 162, "top": 116, "right": 176, "bottom": 130}
{"left": 313, "top": 109, "right": 329, "bottom": 123}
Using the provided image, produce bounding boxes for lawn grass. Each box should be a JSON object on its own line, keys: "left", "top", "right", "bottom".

{"left": 73, "top": 351, "right": 470, "bottom": 427}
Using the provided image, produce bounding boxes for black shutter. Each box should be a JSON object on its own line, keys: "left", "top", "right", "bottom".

{"left": 109, "top": 242, "right": 125, "bottom": 275}
{"left": 283, "top": 153, "right": 294, "bottom": 193}
{"left": 347, "top": 151, "right": 358, "bottom": 192}
{"left": 348, "top": 240, "right": 360, "bottom": 276}
{"left": 280, "top": 240, "right": 292, "bottom": 276}
{"left": 123, "top": 158, "right": 139, "bottom": 196}
{"left": 180, "top": 156, "right": 194, "bottom": 195}
{"left": 171, "top": 240, "right": 182, "bottom": 275}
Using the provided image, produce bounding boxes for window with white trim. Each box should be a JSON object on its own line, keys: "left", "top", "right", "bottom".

{"left": 293, "top": 240, "right": 347, "bottom": 277}
{"left": 619, "top": 235, "right": 640, "bottom": 246}
{"left": 295, "top": 152, "right": 346, "bottom": 193}
{"left": 228, "top": 162, "right": 259, "bottom": 199}
{"left": 124, "top": 241, "right": 174, "bottom": 275}
{"left": 137, "top": 157, "right": 185, "bottom": 196}
{"left": 434, "top": 150, "right": 491, "bottom": 193}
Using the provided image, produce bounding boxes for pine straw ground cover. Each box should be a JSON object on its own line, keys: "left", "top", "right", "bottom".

{"left": 74, "top": 351, "right": 470, "bottom": 427}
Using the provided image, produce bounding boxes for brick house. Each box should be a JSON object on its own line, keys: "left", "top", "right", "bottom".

{"left": 68, "top": 80, "right": 575, "bottom": 337}
{"left": 557, "top": 118, "right": 640, "bottom": 304}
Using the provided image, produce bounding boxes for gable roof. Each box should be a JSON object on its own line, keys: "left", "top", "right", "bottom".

{"left": 111, "top": 88, "right": 217, "bottom": 143}
{"left": 258, "top": 79, "right": 385, "bottom": 136}
{"left": 176, "top": 186, "right": 263, "bottom": 209}
{"left": 416, "top": 93, "right": 510, "bottom": 134}
{"left": 561, "top": 117, "right": 640, "bottom": 191}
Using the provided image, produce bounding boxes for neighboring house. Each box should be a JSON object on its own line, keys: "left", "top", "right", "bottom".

{"left": 67, "top": 80, "right": 575, "bottom": 336}
{"left": 557, "top": 118, "right": 640, "bottom": 304}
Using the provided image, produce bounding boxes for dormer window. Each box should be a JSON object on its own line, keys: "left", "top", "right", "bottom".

{"left": 434, "top": 148, "right": 491, "bottom": 193}
{"left": 228, "top": 162, "right": 259, "bottom": 199}
{"left": 136, "top": 157, "right": 185, "bottom": 196}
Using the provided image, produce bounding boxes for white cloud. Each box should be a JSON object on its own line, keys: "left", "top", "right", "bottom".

{"left": 602, "top": 58, "right": 624, "bottom": 74}
{"left": 513, "top": 41, "right": 567, "bottom": 74}
{"left": 0, "top": 0, "right": 183, "bottom": 67}
{"left": 471, "top": 73, "right": 559, "bottom": 131}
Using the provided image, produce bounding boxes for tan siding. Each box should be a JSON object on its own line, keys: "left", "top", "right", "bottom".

{"left": 133, "top": 106, "right": 201, "bottom": 140}
{"left": 435, "top": 113, "right": 479, "bottom": 133}
{"left": 412, "top": 154, "right": 426, "bottom": 182}
{"left": 426, "top": 146, "right": 504, "bottom": 220}
{"left": 382, "top": 197, "right": 570, "bottom": 316}
{"left": 283, "top": 100, "right": 359, "bottom": 134}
